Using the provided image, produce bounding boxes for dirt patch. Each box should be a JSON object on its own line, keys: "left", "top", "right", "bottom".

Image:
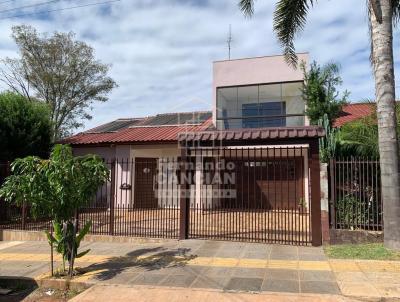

{"left": 21, "top": 287, "right": 85, "bottom": 302}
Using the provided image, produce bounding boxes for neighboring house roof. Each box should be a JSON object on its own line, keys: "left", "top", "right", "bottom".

{"left": 63, "top": 111, "right": 213, "bottom": 146}
{"left": 334, "top": 103, "right": 375, "bottom": 127}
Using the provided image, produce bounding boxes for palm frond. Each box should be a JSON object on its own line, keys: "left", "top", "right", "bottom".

{"left": 273, "top": 0, "right": 314, "bottom": 67}
{"left": 393, "top": 0, "right": 400, "bottom": 25}
{"left": 239, "top": 0, "right": 255, "bottom": 17}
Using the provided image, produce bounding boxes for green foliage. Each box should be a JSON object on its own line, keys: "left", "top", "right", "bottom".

{"left": 45, "top": 220, "right": 91, "bottom": 271}
{"left": 318, "top": 114, "right": 339, "bottom": 163}
{"left": 336, "top": 196, "right": 365, "bottom": 230}
{"left": 0, "top": 25, "right": 117, "bottom": 139}
{"left": 0, "top": 144, "right": 109, "bottom": 222}
{"left": 0, "top": 92, "right": 52, "bottom": 161}
{"left": 338, "top": 103, "right": 400, "bottom": 157}
{"left": 273, "top": 0, "right": 314, "bottom": 66}
{"left": 302, "top": 61, "right": 348, "bottom": 125}
{"left": 239, "top": 0, "right": 314, "bottom": 66}
{"left": 339, "top": 116, "right": 380, "bottom": 157}
{"left": 0, "top": 144, "right": 109, "bottom": 276}
{"left": 325, "top": 243, "right": 400, "bottom": 260}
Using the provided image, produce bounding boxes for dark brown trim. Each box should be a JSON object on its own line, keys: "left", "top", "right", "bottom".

{"left": 179, "top": 148, "right": 190, "bottom": 240}
{"left": 109, "top": 160, "right": 116, "bottom": 235}
{"left": 329, "top": 159, "right": 336, "bottom": 228}
{"left": 310, "top": 140, "right": 322, "bottom": 246}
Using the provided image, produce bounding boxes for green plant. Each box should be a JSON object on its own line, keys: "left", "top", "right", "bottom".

{"left": 0, "top": 144, "right": 109, "bottom": 277}
{"left": 301, "top": 61, "right": 348, "bottom": 125}
{"left": 336, "top": 196, "right": 362, "bottom": 230}
{"left": 318, "top": 114, "right": 339, "bottom": 163}
{"left": 0, "top": 91, "right": 52, "bottom": 161}
{"left": 298, "top": 197, "right": 306, "bottom": 208}
{"left": 335, "top": 194, "right": 379, "bottom": 230}
{"left": 45, "top": 220, "right": 92, "bottom": 272}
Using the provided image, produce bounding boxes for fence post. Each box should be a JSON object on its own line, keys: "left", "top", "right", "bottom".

{"left": 329, "top": 159, "right": 336, "bottom": 229}
{"left": 179, "top": 148, "right": 190, "bottom": 240}
{"left": 109, "top": 159, "right": 116, "bottom": 235}
{"left": 21, "top": 201, "right": 27, "bottom": 230}
{"left": 310, "top": 140, "right": 322, "bottom": 246}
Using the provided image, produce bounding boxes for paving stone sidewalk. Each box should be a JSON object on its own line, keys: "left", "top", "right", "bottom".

{"left": 0, "top": 239, "right": 400, "bottom": 300}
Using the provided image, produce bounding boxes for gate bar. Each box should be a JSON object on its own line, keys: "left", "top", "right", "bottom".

{"left": 310, "top": 140, "right": 322, "bottom": 246}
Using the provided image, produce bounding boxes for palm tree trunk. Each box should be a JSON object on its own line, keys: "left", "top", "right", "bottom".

{"left": 370, "top": 0, "right": 400, "bottom": 250}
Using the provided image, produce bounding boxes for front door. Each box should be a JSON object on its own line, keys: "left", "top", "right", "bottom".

{"left": 134, "top": 158, "right": 158, "bottom": 208}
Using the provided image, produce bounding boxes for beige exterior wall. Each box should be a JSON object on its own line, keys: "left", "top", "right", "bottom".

{"left": 115, "top": 145, "right": 132, "bottom": 206}
{"left": 72, "top": 145, "right": 116, "bottom": 160}
{"left": 212, "top": 53, "right": 309, "bottom": 127}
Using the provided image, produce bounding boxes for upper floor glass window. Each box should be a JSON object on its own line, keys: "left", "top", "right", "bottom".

{"left": 216, "top": 82, "right": 305, "bottom": 130}
{"left": 242, "top": 102, "right": 286, "bottom": 128}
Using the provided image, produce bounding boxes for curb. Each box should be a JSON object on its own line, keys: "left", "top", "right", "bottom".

{"left": 0, "top": 275, "right": 92, "bottom": 292}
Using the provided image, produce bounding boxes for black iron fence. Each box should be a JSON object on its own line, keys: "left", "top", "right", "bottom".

{"left": 0, "top": 147, "right": 318, "bottom": 245}
{"left": 185, "top": 147, "right": 312, "bottom": 245}
{"left": 329, "top": 158, "right": 383, "bottom": 231}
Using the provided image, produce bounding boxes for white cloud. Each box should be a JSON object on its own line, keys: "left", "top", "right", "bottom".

{"left": 0, "top": 0, "right": 397, "bottom": 131}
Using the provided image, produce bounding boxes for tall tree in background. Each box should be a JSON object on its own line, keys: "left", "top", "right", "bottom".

{"left": 239, "top": 0, "right": 400, "bottom": 249}
{"left": 0, "top": 25, "right": 117, "bottom": 140}
{"left": 0, "top": 92, "right": 52, "bottom": 161}
{"left": 302, "top": 61, "right": 348, "bottom": 125}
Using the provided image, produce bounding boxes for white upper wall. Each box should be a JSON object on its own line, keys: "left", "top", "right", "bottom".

{"left": 212, "top": 53, "right": 309, "bottom": 125}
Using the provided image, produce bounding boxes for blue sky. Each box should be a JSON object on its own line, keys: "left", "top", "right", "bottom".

{"left": 0, "top": 0, "right": 399, "bottom": 131}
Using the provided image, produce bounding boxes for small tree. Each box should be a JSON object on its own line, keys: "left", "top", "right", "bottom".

{"left": 302, "top": 61, "right": 348, "bottom": 125}
{"left": 0, "top": 92, "right": 52, "bottom": 161}
{"left": 0, "top": 144, "right": 109, "bottom": 277}
{"left": 0, "top": 25, "right": 117, "bottom": 140}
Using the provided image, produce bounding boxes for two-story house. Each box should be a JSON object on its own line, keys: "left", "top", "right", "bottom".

{"left": 64, "top": 54, "right": 324, "bottom": 245}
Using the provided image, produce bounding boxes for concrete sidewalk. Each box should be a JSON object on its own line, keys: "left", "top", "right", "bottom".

{"left": 0, "top": 240, "right": 400, "bottom": 300}
{"left": 69, "top": 284, "right": 355, "bottom": 302}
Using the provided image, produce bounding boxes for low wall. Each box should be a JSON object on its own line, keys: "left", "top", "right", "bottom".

{"left": 0, "top": 229, "right": 177, "bottom": 244}
{"left": 329, "top": 229, "right": 383, "bottom": 245}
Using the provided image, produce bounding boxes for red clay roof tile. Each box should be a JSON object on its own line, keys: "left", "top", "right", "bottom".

{"left": 63, "top": 117, "right": 213, "bottom": 145}
{"left": 334, "top": 103, "right": 375, "bottom": 127}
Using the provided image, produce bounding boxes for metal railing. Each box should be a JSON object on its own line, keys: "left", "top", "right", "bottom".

{"left": 329, "top": 158, "right": 383, "bottom": 231}
{"left": 1, "top": 148, "right": 317, "bottom": 245}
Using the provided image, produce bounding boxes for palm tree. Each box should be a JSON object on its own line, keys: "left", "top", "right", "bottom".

{"left": 239, "top": 0, "right": 400, "bottom": 250}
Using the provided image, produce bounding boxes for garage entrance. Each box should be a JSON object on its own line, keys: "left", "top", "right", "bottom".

{"left": 178, "top": 125, "right": 323, "bottom": 247}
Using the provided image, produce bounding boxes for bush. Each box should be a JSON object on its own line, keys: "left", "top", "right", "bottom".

{"left": 0, "top": 92, "right": 52, "bottom": 160}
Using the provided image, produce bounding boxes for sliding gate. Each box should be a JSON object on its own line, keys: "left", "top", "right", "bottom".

{"left": 184, "top": 146, "right": 313, "bottom": 245}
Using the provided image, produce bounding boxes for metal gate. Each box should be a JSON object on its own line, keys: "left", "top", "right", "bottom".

{"left": 183, "top": 146, "right": 313, "bottom": 245}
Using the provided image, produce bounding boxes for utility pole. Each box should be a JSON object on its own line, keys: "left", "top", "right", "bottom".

{"left": 227, "top": 24, "right": 233, "bottom": 60}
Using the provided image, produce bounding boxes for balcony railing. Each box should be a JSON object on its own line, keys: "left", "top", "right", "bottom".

{"left": 216, "top": 114, "right": 306, "bottom": 130}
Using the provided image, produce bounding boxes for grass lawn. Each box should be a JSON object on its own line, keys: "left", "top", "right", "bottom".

{"left": 324, "top": 243, "right": 400, "bottom": 260}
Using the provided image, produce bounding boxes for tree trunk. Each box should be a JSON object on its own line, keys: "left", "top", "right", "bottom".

{"left": 370, "top": 0, "right": 400, "bottom": 250}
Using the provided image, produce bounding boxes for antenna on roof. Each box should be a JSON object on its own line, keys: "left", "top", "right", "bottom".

{"left": 227, "top": 24, "right": 233, "bottom": 60}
